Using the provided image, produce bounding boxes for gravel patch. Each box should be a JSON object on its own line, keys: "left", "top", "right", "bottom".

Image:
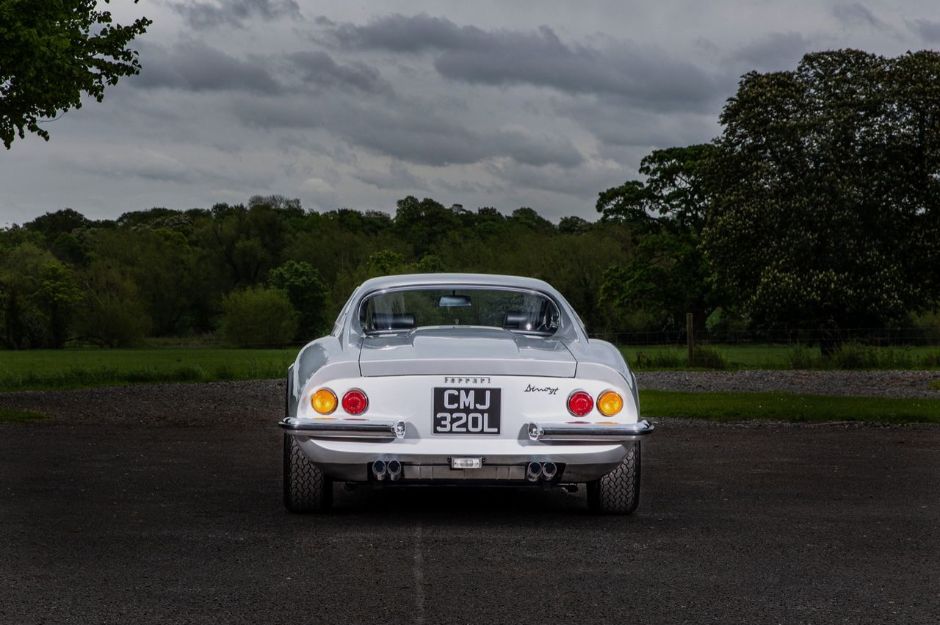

{"left": 0, "top": 380, "right": 285, "bottom": 426}
{"left": 638, "top": 369, "right": 940, "bottom": 398}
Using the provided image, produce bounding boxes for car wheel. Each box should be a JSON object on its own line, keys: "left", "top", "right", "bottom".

{"left": 587, "top": 441, "right": 641, "bottom": 515}
{"left": 283, "top": 434, "right": 333, "bottom": 513}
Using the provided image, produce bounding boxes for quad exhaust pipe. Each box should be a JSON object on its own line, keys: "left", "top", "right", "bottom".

{"left": 526, "top": 461, "right": 560, "bottom": 482}
{"left": 542, "top": 461, "right": 557, "bottom": 480}
{"left": 372, "top": 459, "right": 402, "bottom": 481}
{"left": 373, "top": 459, "right": 555, "bottom": 482}
{"left": 526, "top": 462, "right": 542, "bottom": 482}
{"left": 372, "top": 460, "right": 387, "bottom": 481}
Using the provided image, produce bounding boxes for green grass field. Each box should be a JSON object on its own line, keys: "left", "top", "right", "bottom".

{"left": 622, "top": 343, "right": 940, "bottom": 370}
{"left": 0, "top": 348, "right": 296, "bottom": 392}
{"left": 640, "top": 390, "right": 940, "bottom": 423}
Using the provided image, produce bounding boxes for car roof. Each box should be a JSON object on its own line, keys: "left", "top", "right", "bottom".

{"left": 357, "top": 273, "right": 556, "bottom": 293}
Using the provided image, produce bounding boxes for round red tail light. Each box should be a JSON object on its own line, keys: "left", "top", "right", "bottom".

{"left": 567, "top": 390, "right": 594, "bottom": 417}
{"left": 342, "top": 389, "right": 369, "bottom": 415}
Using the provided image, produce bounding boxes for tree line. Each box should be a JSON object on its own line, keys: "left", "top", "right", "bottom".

{"left": 1, "top": 49, "right": 939, "bottom": 349}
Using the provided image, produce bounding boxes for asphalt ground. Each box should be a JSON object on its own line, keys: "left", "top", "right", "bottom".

{"left": 1, "top": 383, "right": 939, "bottom": 624}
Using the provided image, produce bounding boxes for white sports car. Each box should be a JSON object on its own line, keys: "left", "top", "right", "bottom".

{"left": 280, "top": 273, "right": 653, "bottom": 514}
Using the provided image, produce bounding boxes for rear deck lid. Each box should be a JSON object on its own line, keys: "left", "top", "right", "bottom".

{"left": 359, "top": 327, "right": 577, "bottom": 377}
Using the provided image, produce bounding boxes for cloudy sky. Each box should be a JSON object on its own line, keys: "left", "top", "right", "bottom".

{"left": 2, "top": 0, "right": 939, "bottom": 225}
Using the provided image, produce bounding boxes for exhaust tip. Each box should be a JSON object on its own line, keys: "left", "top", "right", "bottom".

{"left": 525, "top": 462, "right": 543, "bottom": 482}
{"left": 372, "top": 459, "right": 387, "bottom": 480}
{"left": 542, "top": 461, "right": 557, "bottom": 480}
{"left": 387, "top": 459, "right": 402, "bottom": 481}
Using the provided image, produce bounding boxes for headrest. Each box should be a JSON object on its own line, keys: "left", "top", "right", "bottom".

{"left": 371, "top": 312, "right": 416, "bottom": 330}
{"left": 502, "top": 311, "right": 531, "bottom": 330}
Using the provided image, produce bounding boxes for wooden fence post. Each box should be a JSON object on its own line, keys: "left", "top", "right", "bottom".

{"left": 686, "top": 312, "right": 694, "bottom": 364}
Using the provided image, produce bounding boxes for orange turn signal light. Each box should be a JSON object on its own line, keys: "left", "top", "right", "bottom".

{"left": 596, "top": 390, "right": 624, "bottom": 417}
{"left": 311, "top": 388, "right": 338, "bottom": 414}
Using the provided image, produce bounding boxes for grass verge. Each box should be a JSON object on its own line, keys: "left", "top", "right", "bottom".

{"left": 0, "top": 407, "right": 45, "bottom": 423}
{"left": 623, "top": 343, "right": 940, "bottom": 371}
{"left": 640, "top": 390, "right": 940, "bottom": 424}
{"left": 0, "top": 348, "right": 296, "bottom": 392}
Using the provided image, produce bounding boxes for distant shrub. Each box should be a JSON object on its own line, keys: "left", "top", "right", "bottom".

{"left": 632, "top": 351, "right": 684, "bottom": 369}
{"left": 220, "top": 287, "right": 299, "bottom": 347}
{"left": 826, "top": 343, "right": 914, "bottom": 369}
{"left": 786, "top": 344, "right": 820, "bottom": 369}
{"left": 911, "top": 310, "right": 940, "bottom": 342}
{"left": 688, "top": 346, "right": 728, "bottom": 369}
{"left": 919, "top": 352, "right": 940, "bottom": 369}
{"left": 704, "top": 308, "right": 749, "bottom": 342}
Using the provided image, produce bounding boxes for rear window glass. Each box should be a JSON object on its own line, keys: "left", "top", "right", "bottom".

{"left": 359, "top": 288, "right": 560, "bottom": 335}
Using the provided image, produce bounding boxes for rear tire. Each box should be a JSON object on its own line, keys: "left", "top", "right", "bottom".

{"left": 587, "top": 441, "right": 641, "bottom": 515}
{"left": 283, "top": 434, "right": 332, "bottom": 513}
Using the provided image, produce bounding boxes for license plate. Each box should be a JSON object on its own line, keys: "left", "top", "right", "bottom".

{"left": 433, "top": 387, "right": 501, "bottom": 434}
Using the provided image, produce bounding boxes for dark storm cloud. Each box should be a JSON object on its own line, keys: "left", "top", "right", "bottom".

{"left": 734, "top": 32, "right": 814, "bottom": 71}
{"left": 325, "top": 13, "right": 473, "bottom": 52}
{"left": 832, "top": 3, "right": 887, "bottom": 28}
{"left": 322, "top": 14, "right": 723, "bottom": 113}
{"left": 134, "top": 41, "right": 281, "bottom": 93}
{"left": 232, "top": 95, "right": 584, "bottom": 168}
{"left": 353, "top": 162, "right": 426, "bottom": 190}
{"left": 337, "top": 114, "right": 584, "bottom": 168}
{"left": 286, "top": 51, "right": 390, "bottom": 94}
{"left": 908, "top": 18, "right": 940, "bottom": 42}
{"left": 171, "top": 0, "right": 301, "bottom": 30}
{"left": 556, "top": 98, "right": 716, "bottom": 149}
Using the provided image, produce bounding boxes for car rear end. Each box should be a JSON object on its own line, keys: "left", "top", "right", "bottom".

{"left": 280, "top": 274, "right": 653, "bottom": 513}
{"left": 282, "top": 371, "right": 651, "bottom": 484}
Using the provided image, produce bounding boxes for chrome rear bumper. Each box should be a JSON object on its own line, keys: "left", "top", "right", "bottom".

{"left": 527, "top": 420, "right": 654, "bottom": 442}
{"left": 280, "top": 417, "right": 406, "bottom": 441}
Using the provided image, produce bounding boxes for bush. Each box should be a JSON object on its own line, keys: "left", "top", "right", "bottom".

{"left": 688, "top": 346, "right": 728, "bottom": 369}
{"left": 911, "top": 310, "right": 940, "bottom": 342}
{"left": 786, "top": 344, "right": 820, "bottom": 369}
{"left": 632, "top": 350, "right": 684, "bottom": 369}
{"left": 921, "top": 352, "right": 940, "bottom": 369}
{"left": 826, "top": 343, "right": 914, "bottom": 369}
{"left": 220, "top": 287, "right": 299, "bottom": 347}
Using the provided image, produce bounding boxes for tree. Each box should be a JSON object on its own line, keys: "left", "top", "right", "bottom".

{"left": 220, "top": 287, "right": 299, "bottom": 347}
{"left": 704, "top": 50, "right": 940, "bottom": 347}
{"left": 269, "top": 260, "right": 328, "bottom": 341}
{"left": 0, "top": 242, "right": 81, "bottom": 347}
{"left": 558, "top": 216, "right": 590, "bottom": 234}
{"left": 88, "top": 226, "right": 203, "bottom": 336}
{"left": 0, "top": 0, "right": 151, "bottom": 148}
{"left": 75, "top": 260, "right": 150, "bottom": 346}
{"left": 597, "top": 144, "right": 719, "bottom": 335}
{"left": 393, "top": 196, "right": 460, "bottom": 256}
{"left": 509, "top": 207, "right": 554, "bottom": 232}
{"left": 23, "top": 208, "right": 90, "bottom": 238}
